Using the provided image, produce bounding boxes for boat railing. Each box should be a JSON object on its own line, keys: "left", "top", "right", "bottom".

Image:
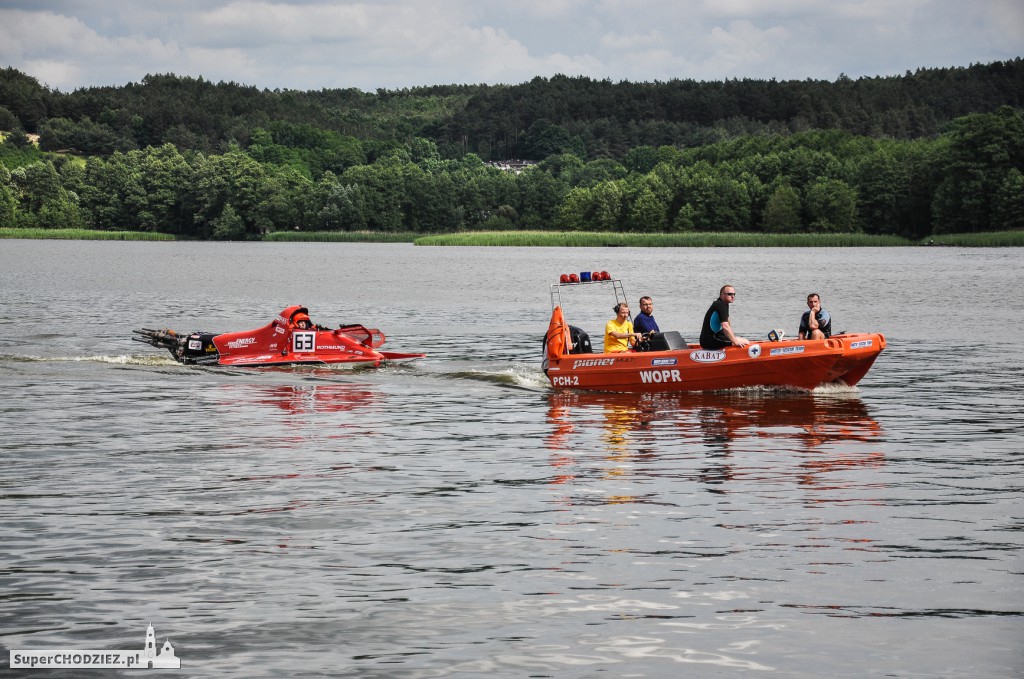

{"left": 550, "top": 278, "right": 628, "bottom": 313}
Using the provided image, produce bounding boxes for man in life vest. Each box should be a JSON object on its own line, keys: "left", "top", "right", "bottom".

{"left": 799, "top": 293, "right": 832, "bottom": 339}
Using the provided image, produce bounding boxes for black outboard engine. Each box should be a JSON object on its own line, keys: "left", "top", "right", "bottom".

{"left": 132, "top": 327, "right": 222, "bottom": 365}
{"left": 180, "top": 332, "right": 221, "bottom": 364}
{"left": 568, "top": 325, "right": 592, "bottom": 354}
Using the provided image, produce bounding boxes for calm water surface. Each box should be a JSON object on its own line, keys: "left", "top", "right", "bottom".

{"left": 1, "top": 241, "right": 1022, "bottom": 678}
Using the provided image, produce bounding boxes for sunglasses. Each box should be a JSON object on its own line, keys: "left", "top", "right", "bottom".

{"left": 724, "top": 292, "right": 736, "bottom": 296}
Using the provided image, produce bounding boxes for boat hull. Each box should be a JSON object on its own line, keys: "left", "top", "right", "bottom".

{"left": 133, "top": 305, "right": 425, "bottom": 367}
{"left": 543, "top": 307, "right": 884, "bottom": 393}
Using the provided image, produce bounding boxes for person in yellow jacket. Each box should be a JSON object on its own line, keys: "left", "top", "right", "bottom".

{"left": 604, "top": 303, "right": 642, "bottom": 353}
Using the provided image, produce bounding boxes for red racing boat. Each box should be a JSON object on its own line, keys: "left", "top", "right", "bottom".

{"left": 133, "top": 305, "right": 425, "bottom": 367}
{"left": 543, "top": 274, "right": 884, "bottom": 393}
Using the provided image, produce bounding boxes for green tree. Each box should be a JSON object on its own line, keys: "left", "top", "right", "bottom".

{"left": 309, "top": 172, "right": 367, "bottom": 231}
{"left": 79, "top": 154, "right": 146, "bottom": 230}
{"left": 521, "top": 120, "right": 586, "bottom": 159}
{"left": 573, "top": 158, "right": 627, "bottom": 188}
{"left": 554, "top": 186, "right": 591, "bottom": 231}
{"left": 589, "top": 180, "right": 626, "bottom": 231}
{"left": 855, "top": 149, "right": 906, "bottom": 234}
{"left": 135, "top": 144, "right": 194, "bottom": 234}
{"left": 994, "top": 168, "right": 1024, "bottom": 231}
{"left": 0, "top": 105, "right": 19, "bottom": 132}
{"left": 211, "top": 203, "right": 245, "bottom": 240}
{"left": 341, "top": 160, "right": 405, "bottom": 231}
{"left": 518, "top": 167, "right": 566, "bottom": 229}
{"left": 805, "top": 177, "right": 858, "bottom": 232}
{"left": 10, "top": 160, "right": 64, "bottom": 213}
{"left": 623, "top": 146, "right": 659, "bottom": 174}
{"left": 763, "top": 184, "right": 803, "bottom": 233}
{"left": 670, "top": 203, "right": 696, "bottom": 232}
{"left": 680, "top": 167, "right": 752, "bottom": 231}
{"left": 0, "top": 164, "right": 17, "bottom": 227}
{"left": 190, "top": 149, "right": 274, "bottom": 238}
{"left": 625, "top": 184, "right": 668, "bottom": 232}
{"left": 932, "top": 107, "right": 1024, "bottom": 233}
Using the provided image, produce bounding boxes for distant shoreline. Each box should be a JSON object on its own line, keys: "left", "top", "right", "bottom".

{"left": 3, "top": 228, "right": 1021, "bottom": 247}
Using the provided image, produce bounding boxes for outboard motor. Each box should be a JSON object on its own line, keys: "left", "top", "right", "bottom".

{"left": 181, "top": 332, "right": 221, "bottom": 364}
{"left": 568, "top": 326, "right": 592, "bottom": 354}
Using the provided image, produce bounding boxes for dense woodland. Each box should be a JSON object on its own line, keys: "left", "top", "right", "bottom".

{"left": 1, "top": 60, "right": 1022, "bottom": 239}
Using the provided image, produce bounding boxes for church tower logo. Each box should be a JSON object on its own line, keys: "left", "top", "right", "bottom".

{"left": 142, "top": 623, "right": 180, "bottom": 669}
{"left": 9, "top": 623, "right": 182, "bottom": 669}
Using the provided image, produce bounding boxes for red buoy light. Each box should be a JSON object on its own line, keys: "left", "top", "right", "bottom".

{"left": 569, "top": 273, "right": 580, "bottom": 283}
{"left": 559, "top": 274, "right": 570, "bottom": 283}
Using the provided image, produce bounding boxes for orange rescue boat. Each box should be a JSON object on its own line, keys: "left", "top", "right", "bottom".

{"left": 542, "top": 274, "right": 884, "bottom": 393}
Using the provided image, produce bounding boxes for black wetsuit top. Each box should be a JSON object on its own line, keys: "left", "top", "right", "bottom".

{"left": 700, "top": 298, "right": 732, "bottom": 349}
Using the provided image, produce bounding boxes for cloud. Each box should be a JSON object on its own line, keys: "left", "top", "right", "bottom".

{"left": 600, "top": 30, "right": 667, "bottom": 51}
{"left": 0, "top": 0, "right": 1020, "bottom": 91}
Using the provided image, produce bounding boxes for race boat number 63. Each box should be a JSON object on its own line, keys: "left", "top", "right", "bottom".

{"left": 292, "top": 331, "right": 316, "bottom": 353}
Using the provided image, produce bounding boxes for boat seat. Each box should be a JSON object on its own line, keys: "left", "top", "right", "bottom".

{"left": 644, "top": 331, "right": 687, "bottom": 351}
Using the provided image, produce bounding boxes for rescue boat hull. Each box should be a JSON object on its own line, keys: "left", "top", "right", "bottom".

{"left": 544, "top": 305, "right": 884, "bottom": 393}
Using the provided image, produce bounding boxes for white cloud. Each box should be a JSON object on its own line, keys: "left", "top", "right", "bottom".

{"left": 600, "top": 30, "right": 667, "bottom": 51}
{"left": 0, "top": 0, "right": 1020, "bottom": 91}
{"left": 192, "top": 1, "right": 372, "bottom": 46}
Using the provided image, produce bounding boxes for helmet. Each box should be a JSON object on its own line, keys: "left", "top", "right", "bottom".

{"left": 293, "top": 312, "right": 311, "bottom": 326}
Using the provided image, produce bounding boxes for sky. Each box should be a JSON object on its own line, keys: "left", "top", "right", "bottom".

{"left": 1, "top": 0, "right": 1022, "bottom": 93}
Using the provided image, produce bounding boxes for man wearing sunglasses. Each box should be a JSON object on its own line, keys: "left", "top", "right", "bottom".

{"left": 700, "top": 285, "right": 750, "bottom": 350}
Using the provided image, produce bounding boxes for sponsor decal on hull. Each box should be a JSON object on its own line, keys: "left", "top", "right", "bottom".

{"left": 747, "top": 344, "right": 762, "bottom": 358}
{"left": 651, "top": 358, "right": 677, "bottom": 366}
{"left": 572, "top": 358, "right": 617, "bottom": 369}
{"left": 690, "top": 350, "right": 726, "bottom": 363}
{"left": 850, "top": 339, "right": 873, "bottom": 349}
{"left": 226, "top": 337, "right": 257, "bottom": 349}
{"left": 770, "top": 345, "right": 805, "bottom": 356}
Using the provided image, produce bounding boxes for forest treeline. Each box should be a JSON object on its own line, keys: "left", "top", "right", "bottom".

{"left": 0, "top": 61, "right": 1022, "bottom": 239}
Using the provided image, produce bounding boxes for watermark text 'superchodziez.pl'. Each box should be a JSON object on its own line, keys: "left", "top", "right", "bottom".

{"left": 10, "top": 623, "right": 180, "bottom": 669}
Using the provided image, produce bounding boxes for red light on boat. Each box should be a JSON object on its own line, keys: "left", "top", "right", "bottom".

{"left": 600, "top": 271, "right": 610, "bottom": 280}
{"left": 559, "top": 274, "right": 570, "bottom": 283}
{"left": 569, "top": 273, "right": 580, "bottom": 283}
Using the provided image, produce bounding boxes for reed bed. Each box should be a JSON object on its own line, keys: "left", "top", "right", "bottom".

{"left": 414, "top": 231, "right": 914, "bottom": 247}
{"left": 265, "top": 231, "right": 420, "bottom": 242}
{"left": 0, "top": 228, "right": 175, "bottom": 241}
{"left": 924, "top": 231, "right": 1024, "bottom": 247}
{"left": 3, "top": 227, "right": 1016, "bottom": 246}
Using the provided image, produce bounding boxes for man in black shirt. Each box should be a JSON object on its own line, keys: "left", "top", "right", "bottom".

{"left": 700, "top": 285, "right": 750, "bottom": 350}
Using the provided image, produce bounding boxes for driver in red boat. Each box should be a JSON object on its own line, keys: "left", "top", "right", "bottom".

{"left": 291, "top": 311, "right": 314, "bottom": 330}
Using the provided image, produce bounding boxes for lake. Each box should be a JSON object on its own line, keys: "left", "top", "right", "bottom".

{"left": 1, "top": 241, "right": 1022, "bottom": 678}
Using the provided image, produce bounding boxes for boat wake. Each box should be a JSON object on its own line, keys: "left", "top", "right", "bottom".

{"left": 2, "top": 353, "right": 179, "bottom": 366}
{"left": 444, "top": 364, "right": 550, "bottom": 391}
